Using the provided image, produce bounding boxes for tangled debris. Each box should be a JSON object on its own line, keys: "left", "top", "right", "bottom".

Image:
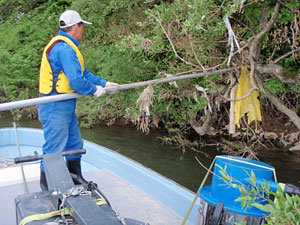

{"left": 134, "top": 85, "right": 154, "bottom": 134}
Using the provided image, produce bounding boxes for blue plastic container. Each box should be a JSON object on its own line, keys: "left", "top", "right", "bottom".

{"left": 199, "top": 155, "right": 276, "bottom": 218}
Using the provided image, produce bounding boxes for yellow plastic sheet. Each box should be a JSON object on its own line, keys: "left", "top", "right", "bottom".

{"left": 234, "top": 66, "right": 262, "bottom": 128}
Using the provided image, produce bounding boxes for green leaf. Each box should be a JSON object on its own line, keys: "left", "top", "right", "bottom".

{"left": 252, "top": 203, "right": 269, "bottom": 212}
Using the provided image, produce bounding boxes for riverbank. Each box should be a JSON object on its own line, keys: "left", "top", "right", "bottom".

{"left": 1, "top": 0, "right": 299, "bottom": 160}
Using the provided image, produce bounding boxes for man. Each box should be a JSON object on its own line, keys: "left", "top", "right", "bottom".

{"left": 38, "top": 10, "right": 118, "bottom": 190}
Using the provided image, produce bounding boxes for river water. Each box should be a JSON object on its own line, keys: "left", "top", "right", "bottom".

{"left": 0, "top": 112, "right": 299, "bottom": 192}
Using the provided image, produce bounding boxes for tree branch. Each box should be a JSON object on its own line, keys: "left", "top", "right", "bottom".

{"left": 256, "top": 63, "right": 300, "bottom": 84}
{"left": 248, "top": 3, "right": 281, "bottom": 91}
{"left": 255, "top": 75, "right": 300, "bottom": 130}
{"left": 245, "top": 2, "right": 300, "bottom": 130}
{"left": 250, "top": 3, "right": 280, "bottom": 48}
{"left": 274, "top": 47, "right": 300, "bottom": 64}
{"left": 149, "top": 12, "right": 202, "bottom": 69}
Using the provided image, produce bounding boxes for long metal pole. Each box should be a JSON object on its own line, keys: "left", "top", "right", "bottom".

{"left": 0, "top": 68, "right": 233, "bottom": 112}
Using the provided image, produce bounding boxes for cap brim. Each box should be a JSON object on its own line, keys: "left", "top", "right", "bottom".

{"left": 82, "top": 20, "right": 92, "bottom": 26}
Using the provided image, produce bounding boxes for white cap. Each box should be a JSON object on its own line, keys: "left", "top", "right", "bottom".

{"left": 59, "top": 10, "right": 92, "bottom": 28}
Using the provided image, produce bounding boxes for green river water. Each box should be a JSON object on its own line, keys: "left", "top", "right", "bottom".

{"left": 0, "top": 112, "right": 299, "bottom": 192}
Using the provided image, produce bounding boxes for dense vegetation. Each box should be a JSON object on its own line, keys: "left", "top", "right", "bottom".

{"left": 0, "top": 0, "right": 299, "bottom": 154}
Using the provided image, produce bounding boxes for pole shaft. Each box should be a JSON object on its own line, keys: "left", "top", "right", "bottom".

{"left": 0, "top": 68, "right": 232, "bottom": 112}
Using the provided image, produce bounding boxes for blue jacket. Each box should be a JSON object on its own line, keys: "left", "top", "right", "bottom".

{"left": 38, "top": 30, "right": 106, "bottom": 122}
{"left": 46, "top": 30, "right": 106, "bottom": 96}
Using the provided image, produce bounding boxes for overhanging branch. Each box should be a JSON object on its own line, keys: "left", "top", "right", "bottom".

{"left": 256, "top": 64, "right": 300, "bottom": 84}
{"left": 255, "top": 75, "right": 300, "bottom": 130}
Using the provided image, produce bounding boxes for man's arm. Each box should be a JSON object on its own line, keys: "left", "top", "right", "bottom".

{"left": 58, "top": 45, "right": 97, "bottom": 95}
{"left": 83, "top": 67, "right": 107, "bottom": 87}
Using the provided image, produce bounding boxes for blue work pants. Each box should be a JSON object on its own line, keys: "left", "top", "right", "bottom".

{"left": 38, "top": 98, "right": 83, "bottom": 171}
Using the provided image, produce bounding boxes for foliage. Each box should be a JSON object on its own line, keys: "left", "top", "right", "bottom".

{"left": 0, "top": 0, "right": 67, "bottom": 102}
{"left": 0, "top": 0, "right": 299, "bottom": 147}
{"left": 218, "top": 166, "right": 300, "bottom": 225}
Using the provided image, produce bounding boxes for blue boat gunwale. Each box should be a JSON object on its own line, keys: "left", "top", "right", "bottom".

{"left": 0, "top": 127, "right": 199, "bottom": 224}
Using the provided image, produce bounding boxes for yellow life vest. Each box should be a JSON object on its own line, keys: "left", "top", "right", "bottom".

{"left": 39, "top": 35, "right": 84, "bottom": 94}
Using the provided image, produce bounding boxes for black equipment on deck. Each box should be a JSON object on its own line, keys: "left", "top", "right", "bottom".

{"left": 14, "top": 149, "right": 147, "bottom": 225}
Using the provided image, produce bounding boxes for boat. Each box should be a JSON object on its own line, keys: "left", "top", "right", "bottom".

{"left": 0, "top": 127, "right": 199, "bottom": 225}
{"left": 1, "top": 127, "right": 300, "bottom": 225}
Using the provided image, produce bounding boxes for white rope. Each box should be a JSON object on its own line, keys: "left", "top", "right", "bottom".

{"left": 0, "top": 156, "right": 16, "bottom": 168}
{"left": 225, "top": 16, "right": 241, "bottom": 66}
{"left": 13, "top": 122, "right": 28, "bottom": 193}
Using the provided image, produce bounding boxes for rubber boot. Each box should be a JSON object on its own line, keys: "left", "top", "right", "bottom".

{"left": 66, "top": 158, "right": 88, "bottom": 185}
{"left": 40, "top": 171, "right": 48, "bottom": 191}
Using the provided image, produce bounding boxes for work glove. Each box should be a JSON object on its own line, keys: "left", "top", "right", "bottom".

{"left": 105, "top": 81, "right": 120, "bottom": 94}
{"left": 93, "top": 85, "right": 106, "bottom": 97}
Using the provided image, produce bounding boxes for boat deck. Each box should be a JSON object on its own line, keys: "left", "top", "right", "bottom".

{"left": 0, "top": 128, "right": 198, "bottom": 225}
{"left": 0, "top": 163, "right": 192, "bottom": 225}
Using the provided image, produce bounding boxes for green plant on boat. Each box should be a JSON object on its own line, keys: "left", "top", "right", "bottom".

{"left": 217, "top": 165, "right": 300, "bottom": 225}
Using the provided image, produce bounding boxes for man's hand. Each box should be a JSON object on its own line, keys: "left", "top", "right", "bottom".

{"left": 105, "top": 81, "right": 120, "bottom": 94}
{"left": 93, "top": 85, "right": 106, "bottom": 97}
